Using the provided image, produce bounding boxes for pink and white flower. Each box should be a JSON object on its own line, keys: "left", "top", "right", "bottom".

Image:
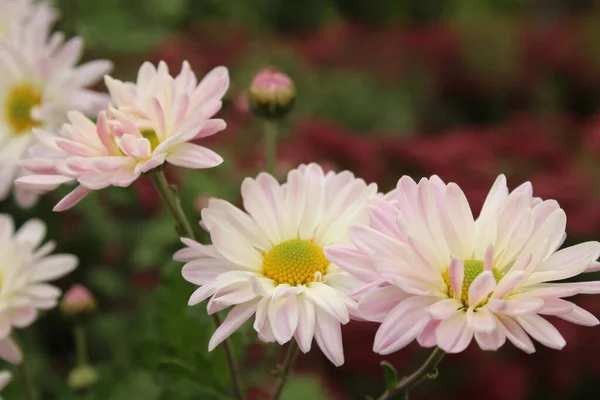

{"left": 326, "top": 175, "right": 600, "bottom": 355}
{"left": 175, "top": 164, "right": 377, "bottom": 366}
{"left": 0, "top": 2, "right": 112, "bottom": 207}
{"left": 17, "top": 61, "right": 228, "bottom": 211}
{"left": 0, "top": 214, "right": 78, "bottom": 338}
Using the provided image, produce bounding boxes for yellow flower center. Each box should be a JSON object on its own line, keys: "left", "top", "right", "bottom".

{"left": 442, "top": 260, "right": 503, "bottom": 304}
{"left": 140, "top": 128, "right": 160, "bottom": 151}
{"left": 4, "top": 84, "right": 42, "bottom": 135}
{"left": 262, "top": 239, "right": 329, "bottom": 286}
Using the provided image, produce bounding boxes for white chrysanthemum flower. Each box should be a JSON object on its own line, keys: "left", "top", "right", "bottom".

{"left": 0, "top": 3, "right": 112, "bottom": 207}
{"left": 326, "top": 175, "right": 600, "bottom": 355}
{"left": 17, "top": 61, "right": 227, "bottom": 211}
{"left": 0, "top": 214, "right": 78, "bottom": 337}
{"left": 175, "top": 164, "right": 377, "bottom": 366}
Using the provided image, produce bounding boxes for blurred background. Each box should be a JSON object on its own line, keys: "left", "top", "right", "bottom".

{"left": 4, "top": 0, "right": 600, "bottom": 398}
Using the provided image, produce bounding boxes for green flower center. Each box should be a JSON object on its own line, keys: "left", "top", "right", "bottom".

{"left": 140, "top": 128, "right": 160, "bottom": 151}
{"left": 5, "top": 84, "right": 42, "bottom": 135}
{"left": 262, "top": 239, "right": 329, "bottom": 286}
{"left": 442, "top": 260, "right": 503, "bottom": 304}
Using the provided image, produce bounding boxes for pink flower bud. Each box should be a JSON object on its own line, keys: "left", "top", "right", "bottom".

{"left": 248, "top": 68, "right": 295, "bottom": 120}
{"left": 60, "top": 284, "right": 96, "bottom": 317}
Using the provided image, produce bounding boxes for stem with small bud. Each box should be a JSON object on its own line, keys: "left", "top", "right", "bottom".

{"left": 268, "top": 341, "right": 299, "bottom": 400}
{"left": 376, "top": 347, "right": 445, "bottom": 400}
{"left": 149, "top": 168, "right": 245, "bottom": 400}
{"left": 263, "top": 121, "right": 278, "bottom": 175}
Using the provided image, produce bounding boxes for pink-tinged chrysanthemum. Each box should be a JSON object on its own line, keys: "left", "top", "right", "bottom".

{"left": 0, "top": 2, "right": 112, "bottom": 207}
{"left": 326, "top": 175, "right": 600, "bottom": 355}
{"left": 175, "top": 164, "right": 377, "bottom": 366}
{"left": 0, "top": 214, "right": 78, "bottom": 337}
{"left": 16, "top": 61, "right": 228, "bottom": 211}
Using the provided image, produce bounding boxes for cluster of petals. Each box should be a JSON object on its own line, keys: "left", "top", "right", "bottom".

{"left": 326, "top": 174, "right": 600, "bottom": 355}
{"left": 17, "top": 61, "right": 229, "bottom": 211}
{"left": 176, "top": 164, "right": 377, "bottom": 366}
{"left": 0, "top": 0, "right": 112, "bottom": 207}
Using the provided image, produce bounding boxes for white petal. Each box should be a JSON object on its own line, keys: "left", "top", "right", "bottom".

{"left": 0, "top": 338, "right": 21, "bottom": 364}
{"left": 436, "top": 312, "right": 473, "bottom": 353}
{"left": 31, "top": 254, "right": 78, "bottom": 282}
{"left": 268, "top": 295, "right": 299, "bottom": 345}
{"left": 515, "top": 314, "right": 565, "bottom": 350}
{"left": 467, "top": 271, "right": 496, "bottom": 307}
{"left": 313, "top": 309, "right": 344, "bottom": 366}
{"left": 426, "top": 298, "right": 462, "bottom": 320}
{"left": 373, "top": 296, "right": 435, "bottom": 355}
{"left": 294, "top": 296, "right": 316, "bottom": 353}
{"left": 208, "top": 300, "right": 258, "bottom": 351}
{"left": 474, "top": 326, "right": 506, "bottom": 351}
{"left": 465, "top": 307, "right": 496, "bottom": 332}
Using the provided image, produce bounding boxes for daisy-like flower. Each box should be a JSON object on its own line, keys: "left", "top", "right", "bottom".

{"left": 17, "top": 61, "right": 228, "bottom": 211}
{"left": 175, "top": 164, "right": 377, "bottom": 366}
{"left": 326, "top": 175, "right": 600, "bottom": 355}
{"left": 0, "top": 2, "right": 112, "bottom": 207}
{"left": 0, "top": 214, "right": 78, "bottom": 337}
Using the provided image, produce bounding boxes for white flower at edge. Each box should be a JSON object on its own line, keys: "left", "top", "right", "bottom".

{"left": 326, "top": 175, "right": 600, "bottom": 355}
{"left": 0, "top": 214, "right": 78, "bottom": 337}
{"left": 175, "top": 164, "right": 377, "bottom": 366}
{"left": 0, "top": 1, "right": 112, "bottom": 208}
{"left": 16, "top": 61, "right": 228, "bottom": 211}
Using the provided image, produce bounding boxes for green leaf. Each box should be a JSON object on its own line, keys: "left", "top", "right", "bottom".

{"left": 380, "top": 361, "right": 399, "bottom": 390}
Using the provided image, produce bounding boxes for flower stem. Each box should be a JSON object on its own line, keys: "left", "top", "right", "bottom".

{"left": 150, "top": 170, "right": 195, "bottom": 239}
{"left": 376, "top": 347, "right": 445, "bottom": 400}
{"left": 149, "top": 169, "right": 245, "bottom": 400}
{"left": 268, "top": 341, "right": 299, "bottom": 400}
{"left": 263, "top": 121, "right": 278, "bottom": 175}
{"left": 17, "top": 361, "right": 35, "bottom": 400}
{"left": 74, "top": 323, "right": 88, "bottom": 366}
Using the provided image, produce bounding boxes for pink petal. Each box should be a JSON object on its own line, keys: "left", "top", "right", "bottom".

{"left": 358, "top": 285, "right": 409, "bottom": 323}
{"left": 474, "top": 327, "right": 506, "bottom": 351}
{"left": 16, "top": 174, "right": 73, "bottom": 191}
{"left": 268, "top": 296, "right": 299, "bottom": 345}
{"left": 373, "top": 296, "right": 434, "bottom": 355}
{"left": 467, "top": 271, "right": 496, "bottom": 307}
{"left": 417, "top": 319, "right": 441, "bottom": 348}
{"left": 465, "top": 307, "right": 496, "bottom": 332}
{"left": 53, "top": 186, "right": 91, "bottom": 212}
{"left": 448, "top": 258, "right": 464, "bottom": 301}
{"left": 435, "top": 312, "right": 473, "bottom": 353}
{"left": 166, "top": 143, "right": 223, "bottom": 169}
{"left": 304, "top": 283, "right": 349, "bottom": 324}
{"left": 515, "top": 314, "right": 565, "bottom": 350}
{"left": 314, "top": 309, "right": 344, "bottom": 366}
{"left": 193, "top": 118, "right": 226, "bottom": 140}
{"left": 294, "top": 297, "right": 316, "bottom": 353}
{"left": 487, "top": 298, "right": 543, "bottom": 316}
{"left": 208, "top": 300, "right": 259, "bottom": 351}
{"left": 427, "top": 299, "right": 462, "bottom": 320}
{"left": 492, "top": 270, "right": 527, "bottom": 298}
{"left": 557, "top": 304, "right": 599, "bottom": 326}
{"left": 324, "top": 245, "right": 378, "bottom": 283}
{"left": 0, "top": 338, "right": 21, "bottom": 364}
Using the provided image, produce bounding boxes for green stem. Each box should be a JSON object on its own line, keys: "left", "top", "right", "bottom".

{"left": 149, "top": 169, "right": 245, "bottom": 400}
{"left": 150, "top": 170, "right": 195, "bottom": 239}
{"left": 17, "top": 361, "right": 35, "bottom": 400}
{"left": 74, "top": 323, "right": 88, "bottom": 366}
{"left": 268, "top": 342, "right": 299, "bottom": 400}
{"left": 263, "top": 121, "right": 278, "bottom": 175}
{"left": 376, "top": 347, "right": 445, "bottom": 400}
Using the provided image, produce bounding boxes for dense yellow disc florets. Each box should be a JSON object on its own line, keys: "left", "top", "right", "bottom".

{"left": 263, "top": 239, "right": 329, "bottom": 285}
{"left": 4, "top": 84, "right": 42, "bottom": 135}
{"left": 442, "top": 260, "right": 503, "bottom": 304}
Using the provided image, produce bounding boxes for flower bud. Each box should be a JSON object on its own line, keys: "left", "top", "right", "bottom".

{"left": 248, "top": 68, "right": 295, "bottom": 120}
{"left": 60, "top": 284, "right": 96, "bottom": 318}
{"left": 67, "top": 364, "right": 99, "bottom": 390}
